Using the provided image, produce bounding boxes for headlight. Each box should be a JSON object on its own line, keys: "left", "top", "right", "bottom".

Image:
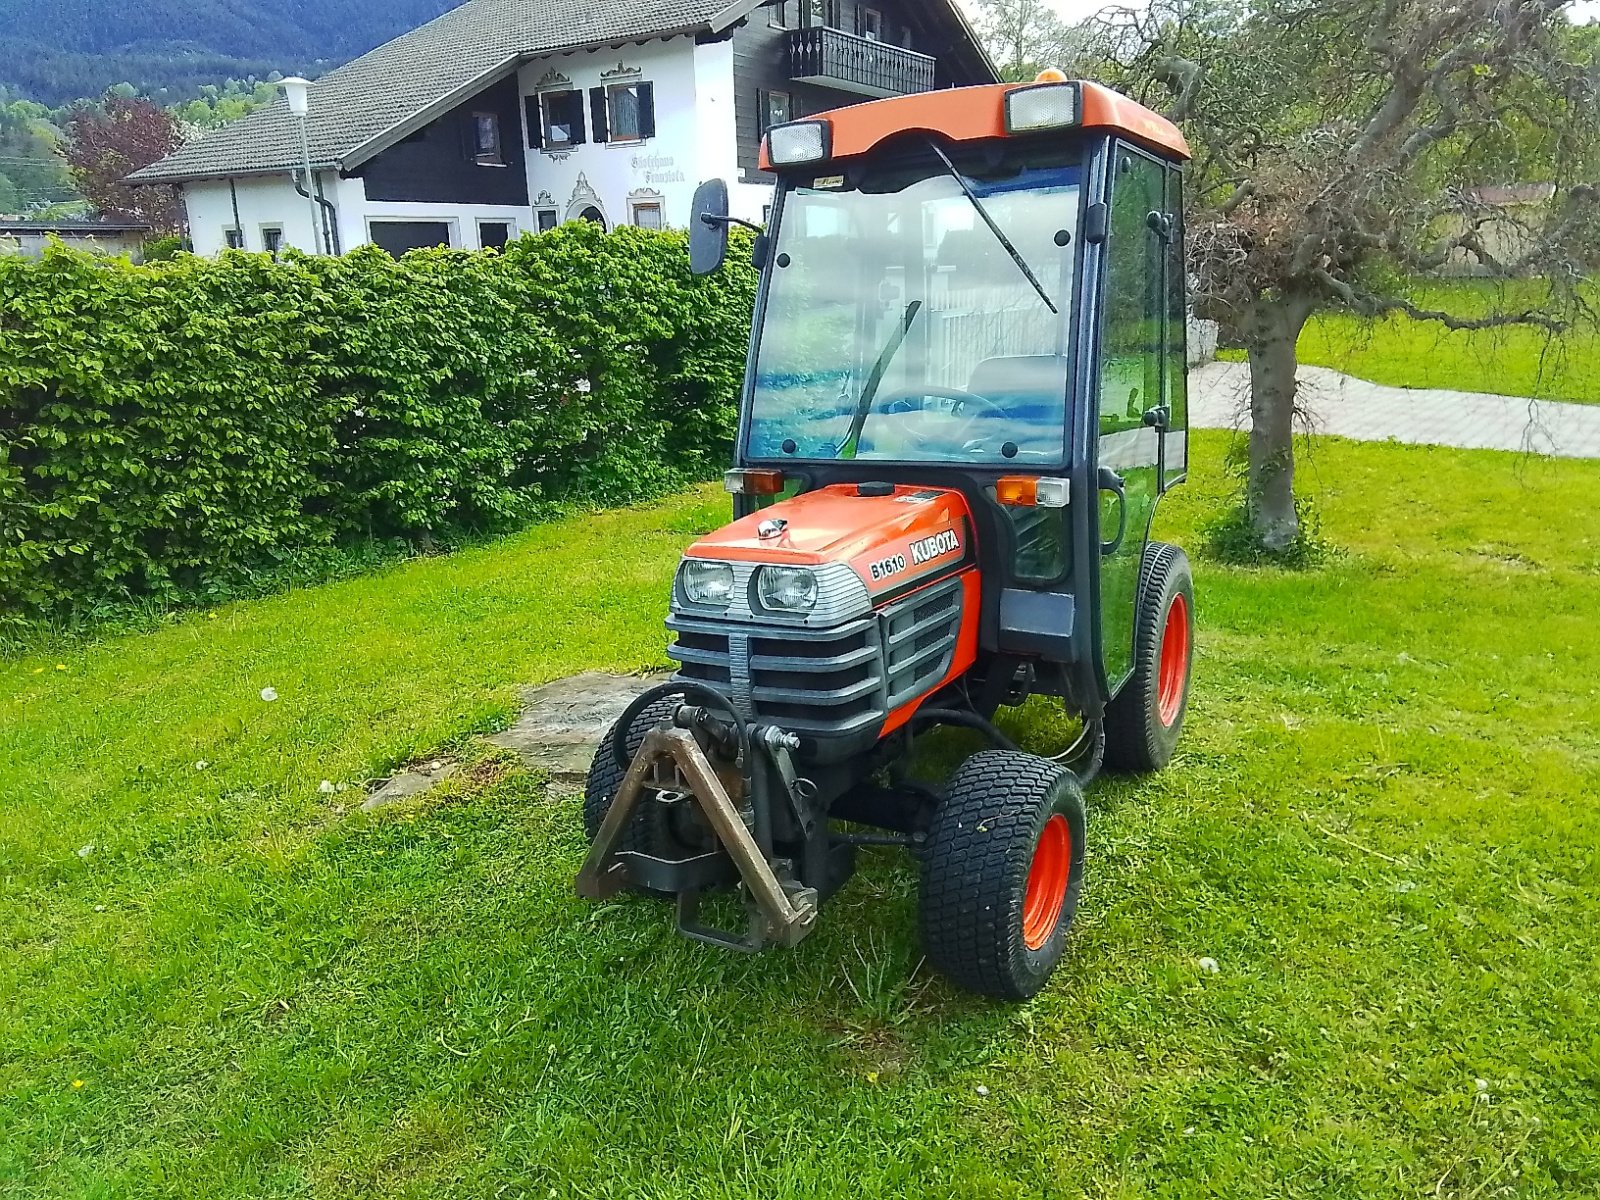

{"left": 681, "top": 560, "right": 735, "bottom": 607}
{"left": 757, "top": 566, "right": 819, "bottom": 613}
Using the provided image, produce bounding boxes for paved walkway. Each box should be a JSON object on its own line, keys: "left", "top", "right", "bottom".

{"left": 1190, "top": 360, "right": 1600, "bottom": 459}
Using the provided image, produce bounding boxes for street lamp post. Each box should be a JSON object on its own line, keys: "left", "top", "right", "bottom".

{"left": 279, "top": 77, "right": 321, "bottom": 254}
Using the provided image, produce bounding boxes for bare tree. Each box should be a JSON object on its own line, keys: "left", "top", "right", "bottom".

{"left": 974, "top": 0, "right": 1094, "bottom": 79}
{"left": 1084, "top": 0, "right": 1599, "bottom": 553}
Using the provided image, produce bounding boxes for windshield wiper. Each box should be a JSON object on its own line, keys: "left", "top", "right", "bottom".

{"left": 925, "top": 138, "right": 1058, "bottom": 315}
{"left": 837, "top": 300, "right": 923, "bottom": 460}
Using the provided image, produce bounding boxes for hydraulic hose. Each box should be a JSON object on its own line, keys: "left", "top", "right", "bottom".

{"left": 611, "top": 680, "right": 750, "bottom": 775}
{"left": 911, "top": 707, "right": 1022, "bottom": 753}
{"left": 610, "top": 680, "right": 772, "bottom": 856}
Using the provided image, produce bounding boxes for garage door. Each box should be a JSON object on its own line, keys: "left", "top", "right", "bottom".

{"left": 368, "top": 221, "right": 452, "bottom": 256}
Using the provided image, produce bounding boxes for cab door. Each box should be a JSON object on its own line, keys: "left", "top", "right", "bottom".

{"left": 1095, "top": 146, "right": 1170, "bottom": 692}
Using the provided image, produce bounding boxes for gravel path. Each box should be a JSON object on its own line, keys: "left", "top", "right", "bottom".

{"left": 1190, "top": 360, "right": 1600, "bottom": 458}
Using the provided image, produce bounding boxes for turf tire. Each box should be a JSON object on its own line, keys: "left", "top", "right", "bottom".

{"left": 1103, "top": 541, "right": 1195, "bottom": 773}
{"left": 919, "top": 751, "right": 1087, "bottom": 1000}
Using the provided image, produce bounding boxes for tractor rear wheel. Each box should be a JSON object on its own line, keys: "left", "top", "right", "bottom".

{"left": 919, "top": 751, "right": 1087, "bottom": 1000}
{"left": 1103, "top": 541, "right": 1194, "bottom": 773}
{"left": 582, "top": 698, "right": 684, "bottom": 889}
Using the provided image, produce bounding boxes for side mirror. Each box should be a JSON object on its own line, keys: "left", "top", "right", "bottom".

{"left": 689, "top": 178, "right": 730, "bottom": 275}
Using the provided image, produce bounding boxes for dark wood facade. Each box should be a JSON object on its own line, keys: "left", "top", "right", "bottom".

{"left": 730, "top": 0, "right": 992, "bottom": 181}
{"left": 355, "top": 74, "right": 530, "bottom": 207}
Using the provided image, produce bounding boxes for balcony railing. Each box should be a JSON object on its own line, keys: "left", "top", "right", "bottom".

{"left": 787, "top": 26, "right": 936, "bottom": 98}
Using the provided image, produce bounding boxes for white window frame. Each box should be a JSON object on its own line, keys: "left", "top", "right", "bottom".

{"left": 223, "top": 226, "right": 244, "bottom": 250}
{"left": 631, "top": 201, "right": 664, "bottom": 230}
{"left": 365, "top": 218, "right": 460, "bottom": 251}
{"left": 535, "top": 208, "right": 560, "bottom": 233}
{"left": 476, "top": 218, "right": 516, "bottom": 249}
{"left": 259, "top": 224, "right": 284, "bottom": 256}
{"left": 860, "top": 7, "right": 883, "bottom": 39}
{"left": 768, "top": 0, "right": 788, "bottom": 28}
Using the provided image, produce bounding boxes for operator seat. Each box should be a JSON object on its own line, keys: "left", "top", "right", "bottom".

{"left": 965, "top": 354, "right": 1069, "bottom": 457}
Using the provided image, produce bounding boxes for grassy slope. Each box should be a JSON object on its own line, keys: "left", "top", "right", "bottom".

{"left": 3, "top": 432, "right": 1599, "bottom": 1198}
{"left": 1220, "top": 283, "right": 1600, "bottom": 405}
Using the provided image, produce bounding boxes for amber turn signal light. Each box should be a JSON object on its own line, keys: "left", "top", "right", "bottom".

{"left": 996, "top": 476, "right": 1070, "bottom": 509}
{"left": 724, "top": 468, "right": 786, "bottom": 496}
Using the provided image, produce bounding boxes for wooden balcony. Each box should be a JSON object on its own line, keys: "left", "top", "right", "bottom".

{"left": 787, "top": 26, "right": 936, "bottom": 98}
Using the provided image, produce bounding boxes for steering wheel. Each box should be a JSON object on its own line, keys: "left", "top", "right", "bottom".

{"left": 868, "top": 386, "right": 1007, "bottom": 449}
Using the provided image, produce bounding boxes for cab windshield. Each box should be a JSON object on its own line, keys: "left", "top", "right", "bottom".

{"left": 748, "top": 147, "right": 1081, "bottom": 465}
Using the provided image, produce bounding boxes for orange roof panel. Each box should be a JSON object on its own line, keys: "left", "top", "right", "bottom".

{"left": 759, "top": 80, "right": 1190, "bottom": 170}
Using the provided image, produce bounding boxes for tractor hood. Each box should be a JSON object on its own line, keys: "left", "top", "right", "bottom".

{"left": 686, "top": 484, "right": 975, "bottom": 598}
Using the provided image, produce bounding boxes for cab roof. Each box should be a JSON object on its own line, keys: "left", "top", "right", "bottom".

{"left": 759, "top": 80, "right": 1190, "bottom": 172}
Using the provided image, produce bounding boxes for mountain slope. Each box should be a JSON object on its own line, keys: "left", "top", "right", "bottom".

{"left": 0, "top": 0, "right": 470, "bottom": 105}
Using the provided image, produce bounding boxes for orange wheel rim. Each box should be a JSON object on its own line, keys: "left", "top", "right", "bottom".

{"left": 1022, "top": 814, "right": 1072, "bottom": 951}
{"left": 1157, "top": 592, "right": 1190, "bottom": 727}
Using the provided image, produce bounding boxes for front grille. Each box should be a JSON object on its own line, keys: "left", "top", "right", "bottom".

{"left": 668, "top": 576, "right": 965, "bottom": 740}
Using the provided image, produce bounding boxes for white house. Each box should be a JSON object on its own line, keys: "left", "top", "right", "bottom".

{"left": 129, "top": 0, "right": 995, "bottom": 256}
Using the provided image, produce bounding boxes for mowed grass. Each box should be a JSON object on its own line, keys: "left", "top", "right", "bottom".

{"left": 1220, "top": 282, "right": 1600, "bottom": 404}
{"left": 3, "top": 431, "right": 1599, "bottom": 1198}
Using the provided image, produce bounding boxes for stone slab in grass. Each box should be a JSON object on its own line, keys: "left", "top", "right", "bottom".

{"left": 363, "top": 760, "right": 458, "bottom": 810}
{"left": 486, "top": 671, "right": 672, "bottom": 785}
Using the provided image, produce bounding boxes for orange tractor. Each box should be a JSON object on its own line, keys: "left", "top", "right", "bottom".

{"left": 577, "top": 77, "right": 1195, "bottom": 999}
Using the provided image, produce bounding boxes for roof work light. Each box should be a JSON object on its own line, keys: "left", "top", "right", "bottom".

{"left": 1004, "top": 81, "right": 1084, "bottom": 134}
{"left": 765, "top": 120, "right": 833, "bottom": 166}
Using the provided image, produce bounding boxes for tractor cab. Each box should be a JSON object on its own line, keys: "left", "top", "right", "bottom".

{"left": 691, "top": 77, "right": 1191, "bottom": 716}
{"left": 577, "top": 78, "right": 1197, "bottom": 1000}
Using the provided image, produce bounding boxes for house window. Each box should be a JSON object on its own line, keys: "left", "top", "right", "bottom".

{"left": 759, "top": 90, "right": 792, "bottom": 134}
{"left": 540, "top": 90, "right": 585, "bottom": 150}
{"left": 769, "top": 1, "right": 787, "bottom": 27}
{"left": 859, "top": 7, "right": 883, "bottom": 39}
{"left": 801, "top": 0, "right": 839, "bottom": 28}
{"left": 632, "top": 202, "right": 663, "bottom": 230}
{"left": 603, "top": 81, "right": 656, "bottom": 144}
{"left": 367, "top": 220, "right": 454, "bottom": 256}
{"left": 536, "top": 209, "right": 559, "bottom": 233}
{"left": 223, "top": 227, "right": 244, "bottom": 250}
{"left": 472, "top": 112, "right": 503, "bottom": 165}
{"left": 260, "top": 225, "right": 283, "bottom": 256}
{"left": 478, "top": 220, "right": 513, "bottom": 249}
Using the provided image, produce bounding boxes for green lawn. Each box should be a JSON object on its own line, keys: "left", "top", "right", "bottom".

{"left": 4, "top": 432, "right": 1599, "bottom": 1198}
{"left": 1221, "top": 282, "right": 1600, "bottom": 404}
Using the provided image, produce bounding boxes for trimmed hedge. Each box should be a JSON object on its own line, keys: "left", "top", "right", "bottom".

{"left": 0, "top": 223, "right": 757, "bottom": 623}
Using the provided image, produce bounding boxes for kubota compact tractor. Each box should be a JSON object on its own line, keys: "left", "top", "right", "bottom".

{"left": 577, "top": 76, "right": 1195, "bottom": 999}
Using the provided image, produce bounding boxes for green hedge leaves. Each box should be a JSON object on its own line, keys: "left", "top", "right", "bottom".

{"left": 0, "top": 223, "right": 757, "bottom": 623}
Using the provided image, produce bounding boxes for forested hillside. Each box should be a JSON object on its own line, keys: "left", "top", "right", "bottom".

{"left": 0, "top": 0, "right": 466, "bottom": 105}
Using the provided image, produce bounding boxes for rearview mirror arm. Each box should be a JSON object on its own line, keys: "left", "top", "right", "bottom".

{"left": 700, "top": 213, "right": 765, "bottom": 233}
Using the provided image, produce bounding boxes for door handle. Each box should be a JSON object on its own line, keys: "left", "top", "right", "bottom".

{"left": 1098, "top": 466, "right": 1127, "bottom": 556}
{"left": 1142, "top": 405, "right": 1170, "bottom": 431}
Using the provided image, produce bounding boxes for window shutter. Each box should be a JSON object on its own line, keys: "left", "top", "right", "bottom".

{"left": 569, "top": 91, "right": 587, "bottom": 145}
{"left": 636, "top": 82, "right": 655, "bottom": 139}
{"left": 756, "top": 88, "right": 768, "bottom": 133}
{"left": 589, "top": 87, "right": 609, "bottom": 144}
{"left": 460, "top": 114, "right": 475, "bottom": 160}
{"left": 525, "top": 96, "right": 542, "bottom": 149}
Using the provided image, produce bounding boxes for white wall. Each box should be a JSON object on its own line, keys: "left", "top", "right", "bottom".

{"left": 184, "top": 173, "right": 331, "bottom": 256}
{"left": 517, "top": 35, "right": 769, "bottom": 231}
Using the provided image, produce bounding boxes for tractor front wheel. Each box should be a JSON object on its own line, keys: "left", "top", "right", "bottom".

{"left": 919, "top": 751, "right": 1087, "bottom": 1000}
{"left": 1103, "top": 541, "right": 1195, "bottom": 773}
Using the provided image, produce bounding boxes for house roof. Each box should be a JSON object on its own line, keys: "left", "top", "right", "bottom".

{"left": 129, "top": 0, "right": 997, "bottom": 185}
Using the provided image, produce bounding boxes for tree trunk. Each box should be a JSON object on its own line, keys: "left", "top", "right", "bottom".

{"left": 1244, "top": 295, "right": 1314, "bottom": 554}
